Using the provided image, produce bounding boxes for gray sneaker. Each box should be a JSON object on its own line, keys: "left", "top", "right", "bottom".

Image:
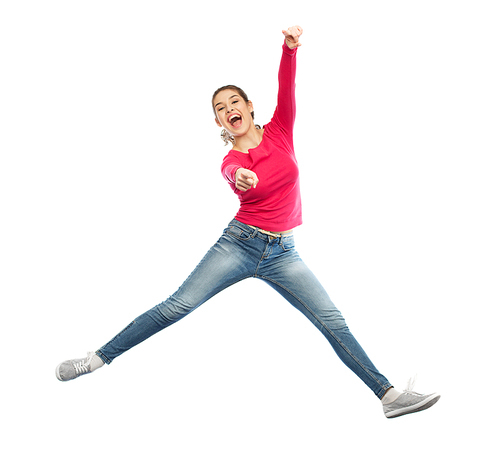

{"left": 384, "top": 390, "right": 440, "bottom": 418}
{"left": 55, "top": 352, "right": 103, "bottom": 381}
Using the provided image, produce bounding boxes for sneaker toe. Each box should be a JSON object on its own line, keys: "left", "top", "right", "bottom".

{"left": 56, "top": 361, "right": 76, "bottom": 381}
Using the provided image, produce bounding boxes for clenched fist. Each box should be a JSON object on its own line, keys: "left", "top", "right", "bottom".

{"left": 282, "top": 26, "right": 303, "bottom": 49}
{"left": 235, "top": 168, "right": 259, "bottom": 192}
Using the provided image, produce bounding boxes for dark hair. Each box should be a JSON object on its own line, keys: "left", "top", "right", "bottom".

{"left": 212, "top": 85, "right": 255, "bottom": 120}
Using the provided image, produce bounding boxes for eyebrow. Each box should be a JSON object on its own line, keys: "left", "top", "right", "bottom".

{"left": 214, "top": 95, "right": 239, "bottom": 109}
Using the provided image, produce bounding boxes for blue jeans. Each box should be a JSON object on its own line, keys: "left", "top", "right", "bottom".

{"left": 97, "top": 219, "right": 392, "bottom": 399}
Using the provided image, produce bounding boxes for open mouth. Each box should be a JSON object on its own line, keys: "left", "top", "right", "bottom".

{"left": 228, "top": 114, "right": 242, "bottom": 128}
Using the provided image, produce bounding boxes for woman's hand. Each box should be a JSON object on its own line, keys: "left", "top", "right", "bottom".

{"left": 282, "top": 26, "right": 303, "bottom": 49}
{"left": 235, "top": 168, "right": 259, "bottom": 192}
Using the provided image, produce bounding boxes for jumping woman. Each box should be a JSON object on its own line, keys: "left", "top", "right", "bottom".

{"left": 56, "top": 26, "right": 440, "bottom": 419}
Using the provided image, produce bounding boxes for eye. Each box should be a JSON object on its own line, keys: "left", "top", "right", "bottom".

{"left": 217, "top": 106, "right": 225, "bottom": 112}
{"left": 232, "top": 100, "right": 239, "bottom": 104}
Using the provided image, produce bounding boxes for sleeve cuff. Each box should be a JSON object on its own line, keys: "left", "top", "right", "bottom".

{"left": 282, "top": 41, "right": 298, "bottom": 55}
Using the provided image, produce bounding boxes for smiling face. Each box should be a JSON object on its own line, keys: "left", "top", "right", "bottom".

{"left": 213, "top": 89, "right": 255, "bottom": 138}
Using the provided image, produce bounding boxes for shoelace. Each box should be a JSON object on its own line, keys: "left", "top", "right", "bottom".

{"left": 72, "top": 352, "right": 93, "bottom": 376}
{"left": 403, "top": 375, "right": 423, "bottom": 396}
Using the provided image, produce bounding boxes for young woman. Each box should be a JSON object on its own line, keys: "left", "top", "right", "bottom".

{"left": 56, "top": 26, "right": 440, "bottom": 419}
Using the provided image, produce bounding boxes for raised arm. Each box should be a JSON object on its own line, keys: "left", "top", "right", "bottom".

{"left": 270, "top": 26, "right": 303, "bottom": 135}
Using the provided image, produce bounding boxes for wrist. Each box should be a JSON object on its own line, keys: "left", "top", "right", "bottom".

{"left": 283, "top": 41, "right": 298, "bottom": 53}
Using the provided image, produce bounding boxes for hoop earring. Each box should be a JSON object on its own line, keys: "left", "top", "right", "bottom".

{"left": 221, "top": 129, "right": 235, "bottom": 146}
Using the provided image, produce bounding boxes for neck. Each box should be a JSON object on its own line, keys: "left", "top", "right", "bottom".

{"left": 233, "top": 127, "right": 264, "bottom": 153}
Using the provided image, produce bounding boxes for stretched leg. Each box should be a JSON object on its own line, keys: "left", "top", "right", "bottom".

{"left": 257, "top": 237, "right": 392, "bottom": 399}
{"left": 56, "top": 230, "right": 256, "bottom": 381}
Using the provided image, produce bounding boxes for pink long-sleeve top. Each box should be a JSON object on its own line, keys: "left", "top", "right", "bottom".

{"left": 220, "top": 43, "right": 302, "bottom": 232}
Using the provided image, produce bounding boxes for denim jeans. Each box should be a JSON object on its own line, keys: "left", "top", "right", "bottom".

{"left": 97, "top": 219, "right": 392, "bottom": 399}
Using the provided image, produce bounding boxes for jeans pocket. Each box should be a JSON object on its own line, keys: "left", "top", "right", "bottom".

{"left": 225, "top": 225, "right": 252, "bottom": 241}
{"left": 280, "top": 235, "right": 295, "bottom": 251}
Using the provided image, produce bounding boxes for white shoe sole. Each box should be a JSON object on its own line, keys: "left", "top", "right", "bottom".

{"left": 55, "top": 364, "right": 65, "bottom": 381}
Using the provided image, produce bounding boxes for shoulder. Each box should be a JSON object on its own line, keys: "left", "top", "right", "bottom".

{"left": 222, "top": 149, "right": 244, "bottom": 164}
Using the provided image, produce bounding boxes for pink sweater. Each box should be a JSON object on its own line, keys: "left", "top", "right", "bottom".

{"left": 220, "top": 43, "right": 302, "bottom": 231}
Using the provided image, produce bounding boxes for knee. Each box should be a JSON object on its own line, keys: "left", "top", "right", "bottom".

{"left": 155, "top": 295, "right": 196, "bottom": 323}
{"left": 331, "top": 316, "right": 347, "bottom": 330}
{"left": 325, "top": 308, "right": 347, "bottom": 330}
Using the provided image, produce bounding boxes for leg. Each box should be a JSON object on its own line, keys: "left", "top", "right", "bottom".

{"left": 257, "top": 236, "right": 392, "bottom": 399}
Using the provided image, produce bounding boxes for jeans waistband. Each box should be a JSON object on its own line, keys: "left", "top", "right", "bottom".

{"left": 247, "top": 225, "right": 293, "bottom": 239}
{"left": 229, "top": 219, "right": 293, "bottom": 240}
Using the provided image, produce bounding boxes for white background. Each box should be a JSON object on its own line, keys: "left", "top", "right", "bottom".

{"left": 1, "top": 1, "right": 499, "bottom": 450}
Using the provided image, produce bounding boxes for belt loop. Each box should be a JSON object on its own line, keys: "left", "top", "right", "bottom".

{"left": 248, "top": 225, "right": 257, "bottom": 238}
